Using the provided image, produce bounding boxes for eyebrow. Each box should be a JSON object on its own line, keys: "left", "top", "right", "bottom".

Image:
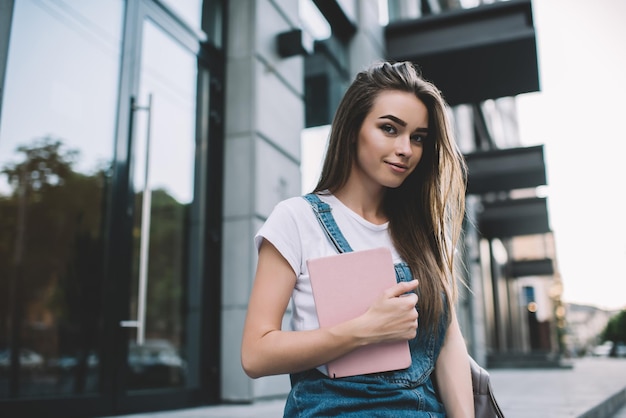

{"left": 379, "top": 114, "right": 429, "bottom": 133}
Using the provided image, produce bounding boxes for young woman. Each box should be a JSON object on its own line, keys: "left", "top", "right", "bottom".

{"left": 241, "top": 61, "right": 473, "bottom": 417}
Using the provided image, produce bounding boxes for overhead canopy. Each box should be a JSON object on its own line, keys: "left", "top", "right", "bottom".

{"left": 465, "top": 145, "right": 546, "bottom": 195}
{"left": 508, "top": 258, "right": 554, "bottom": 278}
{"left": 478, "top": 197, "right": 550, "bottom": 239}
{"left": 385, "top": 0, "right": 540, "bottom": 105}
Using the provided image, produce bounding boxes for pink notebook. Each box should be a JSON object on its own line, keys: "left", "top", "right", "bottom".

{"left": 306, "top": 247, "right": 412, "bottom": 378}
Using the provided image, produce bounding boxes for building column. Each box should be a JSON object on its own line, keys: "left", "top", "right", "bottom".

{"left": 222, "top": 0, "right": 304, "bottom": 402}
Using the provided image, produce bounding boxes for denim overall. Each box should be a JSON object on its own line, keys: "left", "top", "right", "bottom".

{"left": 283, "top": 194, "right": 448, "bottom": 417}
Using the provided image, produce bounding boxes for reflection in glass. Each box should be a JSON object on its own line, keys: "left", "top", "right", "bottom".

{"left": 126, "top": 19, "right": 198, "bottom": 391}
{"left": 0, "top": 0, "right": 123, "bottom": 398}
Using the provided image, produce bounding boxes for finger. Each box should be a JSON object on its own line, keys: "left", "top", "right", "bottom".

{"left": 400, "top": 292, "right": 419, "bottom": 306}
{"left": 386, "top": 279, "right": 419, "bottom": 298}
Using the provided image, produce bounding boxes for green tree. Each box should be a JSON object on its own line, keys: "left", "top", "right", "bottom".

{"left": 601, "top": 310, "right": 626, "bottom": 343}
{"left": 0, "top": 137, "right": 106, "bottom": 363}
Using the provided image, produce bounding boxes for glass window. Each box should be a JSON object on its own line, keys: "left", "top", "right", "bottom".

{"left": 124, "top": 19, "right": 198, "bottom": 391}
{"left": 0, "top": 0, "right": 123, "bottom": 398}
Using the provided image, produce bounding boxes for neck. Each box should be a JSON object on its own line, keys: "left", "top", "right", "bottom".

{"left": 334, "top": 177, "right": 387, "bottom": 225}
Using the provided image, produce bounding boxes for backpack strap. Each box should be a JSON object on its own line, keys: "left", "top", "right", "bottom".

{"left": 302, "top": 194, "right": 353, "bottom": 254}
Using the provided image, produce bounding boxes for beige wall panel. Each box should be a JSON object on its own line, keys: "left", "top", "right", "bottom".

{"left": 224, "top": 0, "right": 303, "bottom": 403}
{"left": 255, "top": 137, "right": 301, "bottom": 218}
{"left": 223, "top": 134, "right": 255, "bottom": 217}
{"left": 225, "top": 55, "right": 255, "bottom": 137}
{"left": 227, "top": 0, "right": 256, "bottom": 59}
{"left": 256, "top": 0, "right": 303, "bottom": 95}
{"left": 221, "top": 307, "right": 253, "bottom": 401}
{"left": 254, "top": 374, "right": 291, "bottom": 399}
{"left": 222, "top": 217, "right": 256, "bottom": 307}
{"left": 255, "top": 60, "right": 303, "bottom": 160}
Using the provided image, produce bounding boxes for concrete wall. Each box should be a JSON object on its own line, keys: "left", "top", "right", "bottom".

{"left": 222, "top": 0, "right": 303, "bottom": 402}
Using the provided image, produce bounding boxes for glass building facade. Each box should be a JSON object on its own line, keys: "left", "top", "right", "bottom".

{"left": 0, "top": 0, "right": 225, "bottom": 415}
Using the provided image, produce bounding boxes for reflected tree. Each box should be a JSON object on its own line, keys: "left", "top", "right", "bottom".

{"left": 0, "top": 136, "right": 107, "bottom": 394}
{"left": 0, "top": 136, "right": 187, "bottom": 394}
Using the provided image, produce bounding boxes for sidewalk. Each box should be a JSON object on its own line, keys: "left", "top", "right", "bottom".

{"left": 489, "top": 357, "right": 626, "bottom": 418}
{"left": 111, "top": 357, "right": 626, "bottom": 418}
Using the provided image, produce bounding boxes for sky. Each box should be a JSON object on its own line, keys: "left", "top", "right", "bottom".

{"left": 516, "top": 0, "right": 626, "bottom": 310}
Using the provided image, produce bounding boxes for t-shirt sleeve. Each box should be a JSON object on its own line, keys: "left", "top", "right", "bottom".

{"left": 254, "top": 199, "right": 303, "bottom": 277}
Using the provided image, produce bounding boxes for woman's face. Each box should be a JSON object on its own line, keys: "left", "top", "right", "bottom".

{"left": 352, "top": 89, "right": 428, "bottom": 190}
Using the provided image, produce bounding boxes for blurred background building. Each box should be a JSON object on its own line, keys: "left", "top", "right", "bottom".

{"left": 564, "top": 303, "right": 618, "bottom": 358}
{"left": 0, "top": 0, "right": 571, "bottom": 415}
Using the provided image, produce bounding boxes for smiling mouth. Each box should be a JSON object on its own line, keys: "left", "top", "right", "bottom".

{"left": 386, "top": 161, "right": 408, "bottom": 170}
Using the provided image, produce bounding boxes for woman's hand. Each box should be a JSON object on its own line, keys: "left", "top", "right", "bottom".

{"left": 350, "top": 279, "right": 419, "bottom": 346}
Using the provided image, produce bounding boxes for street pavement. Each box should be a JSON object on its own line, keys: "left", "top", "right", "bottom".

{"left": 489, "top": 357, "right": 626, "bottom": 418}
{"left": 111, "top": 357, "right": 626, "bottom": 418}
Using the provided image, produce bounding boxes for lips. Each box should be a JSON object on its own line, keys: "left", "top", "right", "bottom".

{"left": 385, "top": 161, "right": 409, "bottom": 173}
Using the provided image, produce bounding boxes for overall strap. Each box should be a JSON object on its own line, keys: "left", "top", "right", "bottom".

{"left": 302, "top": 194, "right": 353, "bottom": 254}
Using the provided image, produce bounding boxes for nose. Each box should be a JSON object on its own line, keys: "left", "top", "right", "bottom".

{"left": 395, "top": 135, "right": 413, "bottom": 158}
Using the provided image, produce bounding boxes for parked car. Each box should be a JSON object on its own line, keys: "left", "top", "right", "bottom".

{"left": 47, "top": 352, "right": 99, "bottom": 371}
{"left": 127, "top": 339, "right": 184, "bottom": 388}
{"left": 591, "top": 341, "right": 613, "bottom": 357}
{"left": 0, "top": 348, "right": 44, "bottom": 369}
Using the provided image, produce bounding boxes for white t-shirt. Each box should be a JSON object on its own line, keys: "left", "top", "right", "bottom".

{"left": 254, "top": 194, "right": 403, "bottom": 333}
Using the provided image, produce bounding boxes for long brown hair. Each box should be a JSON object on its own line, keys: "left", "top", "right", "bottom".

{"left": 313, "top": 61, "right": 467, "bottom": 332}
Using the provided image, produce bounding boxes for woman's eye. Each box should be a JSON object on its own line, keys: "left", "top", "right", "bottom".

{"left": 411, "top": 135, "right": 424, "bottom": 143}
{"left": 381, "top": 124, "right": 396, "bottom": 135}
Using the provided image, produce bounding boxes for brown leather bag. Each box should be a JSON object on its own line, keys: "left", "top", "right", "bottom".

{"left": 470, "top": 356, "right": 506, "bottom": 418}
